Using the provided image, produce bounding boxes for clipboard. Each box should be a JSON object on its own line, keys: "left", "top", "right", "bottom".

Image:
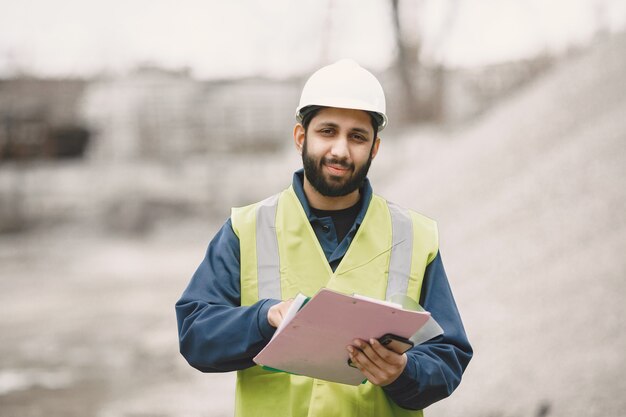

{"left": 253, "top": 288, "right": 432, "bottom": 385}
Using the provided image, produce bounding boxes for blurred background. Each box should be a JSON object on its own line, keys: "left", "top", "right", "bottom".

{"left": 1, "top": 0, "right": 625, "bottom": 416}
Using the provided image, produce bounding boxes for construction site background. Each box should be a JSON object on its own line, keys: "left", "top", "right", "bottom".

{"left": 1, "top": 28, "right": 625, "bottom": 417}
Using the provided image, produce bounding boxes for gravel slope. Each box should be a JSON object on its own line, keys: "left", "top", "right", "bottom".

{"left": 374, "top": 32, "right": 626, "bottom": 417}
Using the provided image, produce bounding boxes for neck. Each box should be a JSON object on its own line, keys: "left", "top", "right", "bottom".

{"left": 303, "top": 177, "right": 360, "bottom": 210}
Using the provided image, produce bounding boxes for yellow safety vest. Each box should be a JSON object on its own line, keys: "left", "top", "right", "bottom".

{"left": 231, "top": 186, "right": 438, "bottom": 417}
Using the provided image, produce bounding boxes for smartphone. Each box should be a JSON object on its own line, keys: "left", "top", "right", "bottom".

{"left": 378, "top": 333, "right": 414, "bottom": 354}
{"left": 347, "top": 334, "right": 414, "bottom": 368}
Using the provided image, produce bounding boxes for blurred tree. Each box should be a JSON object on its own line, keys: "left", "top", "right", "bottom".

{"left": 389, "top": 0, "right": 461, "bottom": 123}
{"left": 428, "top": 0, "right": 460, "bottom": 122}
{"left": 390, "top": 0, "right": 419, "bottom": 121}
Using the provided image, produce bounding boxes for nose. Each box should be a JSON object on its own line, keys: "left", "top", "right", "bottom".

{"left": 329, "top": 136, "right": 350, "bottom": 160}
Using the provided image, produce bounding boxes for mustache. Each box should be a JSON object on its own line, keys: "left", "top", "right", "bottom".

{"left": 322, "top": 157, "right": 353, "bottom": 170}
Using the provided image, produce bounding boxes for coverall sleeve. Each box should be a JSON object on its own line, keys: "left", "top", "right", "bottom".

{"left": 382, "top": 251, "right": 473, "bottom": 410}
{"left": 175, "top": 219, "right": 280, "bottom": 372}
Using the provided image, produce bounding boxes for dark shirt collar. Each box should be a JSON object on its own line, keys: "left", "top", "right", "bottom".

{"left": 292, "top": 168, "right": 373, "bottom": 226}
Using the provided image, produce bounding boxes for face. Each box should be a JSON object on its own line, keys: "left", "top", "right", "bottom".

{"left": 297, "top": 107, "right": 380, "bottom": 197}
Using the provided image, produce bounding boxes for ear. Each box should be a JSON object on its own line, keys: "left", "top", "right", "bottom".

{"left": 294, "top": 123, "right": 305, "bottom": 155}
{"left": 370, "top": 137, "right": 381, "bottom": 160}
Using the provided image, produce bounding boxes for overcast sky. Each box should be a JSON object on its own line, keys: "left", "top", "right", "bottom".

{"left": 0, "top": 0, "right": 624, "bottom": 79}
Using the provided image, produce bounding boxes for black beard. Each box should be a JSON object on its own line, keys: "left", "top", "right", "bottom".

{"left": 302, "top": 138, "right": 373, "bottom": 197}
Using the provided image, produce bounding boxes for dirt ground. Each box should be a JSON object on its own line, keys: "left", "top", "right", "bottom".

{"left": 0, "top": 220, "right": 237, "bottom": 417}
{"left": 1, "top": 33, "right": 625, "bottom": 417}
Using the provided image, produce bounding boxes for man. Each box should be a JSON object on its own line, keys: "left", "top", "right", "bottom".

{"left": 176, "top": 59, "right": 472, "bottom": 417}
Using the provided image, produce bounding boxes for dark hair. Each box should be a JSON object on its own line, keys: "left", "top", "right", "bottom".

{"left": 300, "top": 105, "right": 380, "bottom": 140}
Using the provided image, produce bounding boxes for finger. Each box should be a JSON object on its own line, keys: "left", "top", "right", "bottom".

{"left": 347, "top": 344, "right": 368, "bottom": 368}
{"left": 353, "top": 339, "right": 387, "bottom": 367}
{"left": 348, "top": 341, "right": 384, "bottom": 374}
{"left": 350, "top": 340, "right": 408, "bottom": 386}
{"left": 268, "top": 307, "right": 281, "bottom": 327}
{"left": 347, "top": 345, "right": 388, "bottom": 385}
{"left": 268, "top": 300, "right": 290, "bottom": 327}
{"left": 278, "top": 298, "right": 294, "bottom": 315}
{"left": 369, "top": 338, "right": 404, "bottom": 365}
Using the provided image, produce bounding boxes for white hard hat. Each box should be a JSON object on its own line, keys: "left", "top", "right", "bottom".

{"left": 296, "top": 59, "right": 388, "bottom": 131}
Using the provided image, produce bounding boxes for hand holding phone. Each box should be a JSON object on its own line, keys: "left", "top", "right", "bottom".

{"left": 347, "top": 333, "right": 414, "bottom": 367}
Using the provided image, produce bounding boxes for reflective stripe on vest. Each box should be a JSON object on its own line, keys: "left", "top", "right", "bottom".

{"left": 252, "top": 195, "right": 415, "bottom": 302}
{"left": 386, "top": 202, "right": 414, "bottom": 300}
{"left": 255, "top": 194, "right": 281, "bottom": 300}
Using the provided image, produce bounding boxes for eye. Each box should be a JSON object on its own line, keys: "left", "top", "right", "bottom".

{"left": 351, "top": 133, "right": 367, "bottom": 142}
{"left": 320, "top": 128, "right": 335, "bottom": 136}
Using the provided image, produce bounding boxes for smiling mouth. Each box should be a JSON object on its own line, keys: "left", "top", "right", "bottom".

{"left": 324, "top": 160, "right": 354, "bottom": 178}
{"left": 326, "top": 164, "right": 349, "bottom": 175}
